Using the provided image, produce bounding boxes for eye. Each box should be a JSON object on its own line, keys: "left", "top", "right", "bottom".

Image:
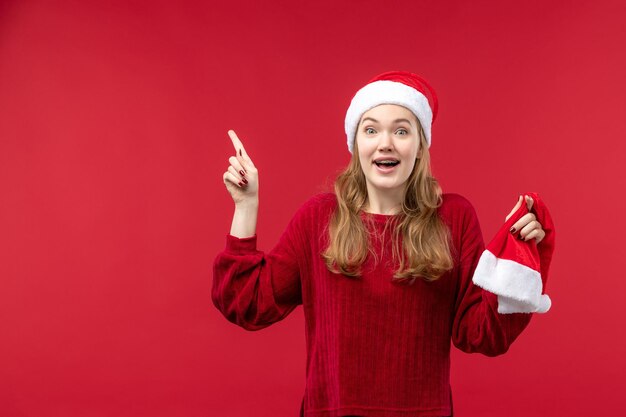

{"left": 396, "top": 128, "right": 408, "bottom": 135}
{"left": 365, "top": 127, "right": 376, "bottom": 134}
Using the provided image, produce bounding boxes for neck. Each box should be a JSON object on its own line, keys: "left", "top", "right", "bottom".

{"left": 364, "top": 184, "right": 404, "bottom": 215}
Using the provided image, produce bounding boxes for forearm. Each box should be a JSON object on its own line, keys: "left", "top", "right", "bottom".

{"left": 453, "top": 290, "right": 533, "bottom": 356}
{"left": 230, "top": 199, "right": 259, "bottom": 238}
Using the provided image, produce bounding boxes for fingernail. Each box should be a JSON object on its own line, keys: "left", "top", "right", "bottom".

{"left": 242, "top": 177, "right": 248, "bottom": 184}
{"left": 239, "top": 170, "right": 245, "bottom": 177}
{"left": 510, "top": 227, "right": 516, "bottom": 233}
{"left": 518, "top": 234, "right": 524, "bottom": 240}
{"left": 239, "top": 149, "right": 242, "bottom": 156}
{"left": 238, "top": 181, "right": 243, "bottom": 187}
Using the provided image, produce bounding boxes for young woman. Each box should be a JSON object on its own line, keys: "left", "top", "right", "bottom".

{"left": 212, "top": 71, "right": 554, "bottom": 417}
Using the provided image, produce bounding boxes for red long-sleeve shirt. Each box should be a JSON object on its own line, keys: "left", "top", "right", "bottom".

{"left": 212, "top": 192, "right": 538, "bottom": 417}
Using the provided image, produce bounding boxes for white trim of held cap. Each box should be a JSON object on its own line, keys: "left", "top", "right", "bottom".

{"left": 472, "top": 249, "right": 552, "bottom": 314}
{"left": 344, "top": 80, "right": 433, "bottom": 154}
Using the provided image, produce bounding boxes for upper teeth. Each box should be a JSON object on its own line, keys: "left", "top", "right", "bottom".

{"left": 377, "top": 160, "right": 398, "bottom": 164}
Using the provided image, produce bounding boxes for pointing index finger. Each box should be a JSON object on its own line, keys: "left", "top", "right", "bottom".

{"left": 228, "top": 129, "right": 247, "bottom": 156}
{"left": 227, "top": 129, "right": 256, "bottom": 169}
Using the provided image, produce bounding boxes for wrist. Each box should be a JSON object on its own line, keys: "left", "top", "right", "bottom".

{"left": 235, "top": 198, "right": 259, "bottom": 212}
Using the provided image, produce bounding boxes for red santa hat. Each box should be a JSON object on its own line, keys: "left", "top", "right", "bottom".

{"left": 472, "top": 192, "right": 555, "bottom": 314}
{"left": 344, "top": 70, "right": 438, "bottom": 153}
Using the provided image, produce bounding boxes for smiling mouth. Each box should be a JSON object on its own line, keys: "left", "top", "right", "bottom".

{"left": 374, "top": 160, "right": 400, "bottom": 167}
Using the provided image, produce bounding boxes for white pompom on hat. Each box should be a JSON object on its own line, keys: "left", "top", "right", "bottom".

{"left": 344, "top": 70, "right": 438, "bottom": 154}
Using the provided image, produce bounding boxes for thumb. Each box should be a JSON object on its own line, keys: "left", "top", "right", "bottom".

{"left": 505, "top": 195, "right": 523, "bottom": 222}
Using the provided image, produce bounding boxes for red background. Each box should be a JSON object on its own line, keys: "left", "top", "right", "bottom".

{"left": 1, "top": 1, "right": 625, "bottom": 416}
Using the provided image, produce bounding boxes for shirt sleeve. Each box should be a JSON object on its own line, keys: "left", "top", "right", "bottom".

{"left": 211, "top": 210, "right": 304, "bottom": 331}
{"left": 450, "top": 200, "right": 533, "bottom": 356}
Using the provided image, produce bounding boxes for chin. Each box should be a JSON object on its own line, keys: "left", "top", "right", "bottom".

{"left": 369, "top": 179, "right": 405, "bottom": 190}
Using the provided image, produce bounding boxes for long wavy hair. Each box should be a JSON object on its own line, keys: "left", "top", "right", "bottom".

{"left": 321, "top": 122, "right": 454, "bottom": 284}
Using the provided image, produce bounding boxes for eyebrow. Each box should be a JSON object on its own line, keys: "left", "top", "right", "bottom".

{"left": 360, "top": 117, "right": 414, "bottom": 126}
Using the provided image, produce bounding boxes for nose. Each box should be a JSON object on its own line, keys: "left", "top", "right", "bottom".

{"left": 378, "top": 131, "right": 394, "bottom": 151}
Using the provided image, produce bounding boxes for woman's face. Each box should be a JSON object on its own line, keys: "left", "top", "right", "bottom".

{"left": 355, "top": 104, "right": 421, "bottom": 194}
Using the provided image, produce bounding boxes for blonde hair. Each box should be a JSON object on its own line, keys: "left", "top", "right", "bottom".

{"left": 322, "top": 123, "right": 454, "bottom": 284}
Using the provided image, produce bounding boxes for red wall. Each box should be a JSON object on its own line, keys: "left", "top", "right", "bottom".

{"left": 1, "top": 0, "right": 625, "bottom": 416}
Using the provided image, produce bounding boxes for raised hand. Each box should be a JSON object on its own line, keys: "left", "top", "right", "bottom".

{"left": 223, "top": 130, "right": 259, "bottom": 207}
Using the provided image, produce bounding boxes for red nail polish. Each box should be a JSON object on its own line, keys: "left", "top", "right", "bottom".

{"left": 242, "top": 177, "right": 248, "bottom": 184}
{"left": 510, "top": 227, "right": 516, "bottom": 233}
{"left": 239, "top": 149, "right": 242, "bottom": 156}
{"left": 238, "top": 181, "right": 243, "bottom": 187}
{"left": 239, "top": 170, "right": 245, "bottom": 177}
